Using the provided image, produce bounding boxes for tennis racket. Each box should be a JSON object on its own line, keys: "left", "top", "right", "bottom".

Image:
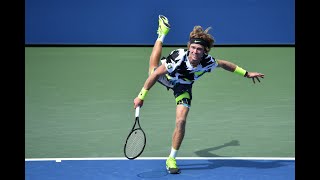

{"left": 124, "top": 106, "right": 146, "bottom": 160}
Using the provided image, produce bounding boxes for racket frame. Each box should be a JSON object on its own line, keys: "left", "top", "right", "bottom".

{"left": 124, "top": 106, "right": 146, "bottom": 160}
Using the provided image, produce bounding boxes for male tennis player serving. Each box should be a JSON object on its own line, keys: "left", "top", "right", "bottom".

{"left": 133, "top": 15, "right": 265, "bottom": 174}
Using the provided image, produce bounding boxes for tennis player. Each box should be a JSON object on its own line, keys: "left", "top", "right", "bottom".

{"left": 133, "top": 15, "right": 265, "bottom": 174}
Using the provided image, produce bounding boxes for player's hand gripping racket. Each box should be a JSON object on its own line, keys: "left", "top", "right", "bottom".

{"left": 124, "top": 106, "right": 146, "bottom": 160}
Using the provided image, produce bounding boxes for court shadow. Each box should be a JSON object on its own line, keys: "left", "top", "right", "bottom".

{"left": 137, "top": 169, "right": 168, "bottom": 178}
{"left": 183, "top": 139, "right": 289, "bottom": 171}
{"left": 194, "top": 139, "right": 240, "bottom": 157}
{"left": 179, "top": 159, "right": 290, "bottom": 171}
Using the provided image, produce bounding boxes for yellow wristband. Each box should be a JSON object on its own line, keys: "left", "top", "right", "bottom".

{"left": 138, "top": 87, "right": 148, "bottom": 100}
{"left": 234, "top": 66, "right": 247, "bottom": 77}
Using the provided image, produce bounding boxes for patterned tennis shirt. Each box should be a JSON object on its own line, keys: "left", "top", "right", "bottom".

{"left": 161, "top": 48, "right": 218, "bottom": 85}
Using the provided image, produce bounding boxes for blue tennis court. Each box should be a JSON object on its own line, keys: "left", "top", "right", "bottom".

{"left": 25, "top": 157, "right": 294, "bottom": 180}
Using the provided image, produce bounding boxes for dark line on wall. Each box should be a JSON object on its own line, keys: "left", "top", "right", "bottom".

{"left": 25, "top": 44, "right": 295, "bottom": 47}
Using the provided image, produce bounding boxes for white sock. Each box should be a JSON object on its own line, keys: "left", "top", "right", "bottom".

{"left": 157, "top": 35, "right": 166, "bottom": 43}
{"left": 169, "top": 147, "right": 178, "bottom": 159}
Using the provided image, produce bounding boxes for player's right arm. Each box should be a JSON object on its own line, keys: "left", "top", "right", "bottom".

{"left": 134, "top": 64, "right": 168, "bottom": 108}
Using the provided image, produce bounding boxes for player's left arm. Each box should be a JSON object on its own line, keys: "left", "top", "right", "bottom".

{"left": 216, "top": 59, "right": 265, "bottom": 83}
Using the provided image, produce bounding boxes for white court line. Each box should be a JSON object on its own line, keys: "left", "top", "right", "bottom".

{"left": 25, "top": 157, "right": 295, "bottom": 162}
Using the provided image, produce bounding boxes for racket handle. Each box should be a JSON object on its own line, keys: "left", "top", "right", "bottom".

{"left": 135, "top": 106, "right": 140, "bottom": 117}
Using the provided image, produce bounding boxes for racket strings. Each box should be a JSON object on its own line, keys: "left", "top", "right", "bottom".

{"left": 125, "top": 129, "right": 145, "bottom": 158}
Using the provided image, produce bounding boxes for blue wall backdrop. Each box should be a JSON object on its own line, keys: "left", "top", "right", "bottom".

{"left": 25, "top": 0, "right": 295, "bottom": 45}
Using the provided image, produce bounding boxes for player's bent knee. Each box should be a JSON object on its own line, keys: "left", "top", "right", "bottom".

{"left": 148, "top": 67, "right": 156, "bottom": 76}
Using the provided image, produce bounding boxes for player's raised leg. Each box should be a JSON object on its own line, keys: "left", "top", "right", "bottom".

{"left": 148, "top": 15, "right": 171, "bottom": 75}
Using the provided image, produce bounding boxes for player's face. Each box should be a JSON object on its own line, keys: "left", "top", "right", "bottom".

{"left": 188, "top": 44, "right": 205, "bottom": 66}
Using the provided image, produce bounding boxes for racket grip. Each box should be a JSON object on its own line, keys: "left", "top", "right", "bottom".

{"left": 135, "top": 106, "right": 140, "bottom": 117}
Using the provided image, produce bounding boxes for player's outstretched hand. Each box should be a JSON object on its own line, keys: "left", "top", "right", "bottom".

{"left": 246, "top": 72, "right": 265, "bottom": 84}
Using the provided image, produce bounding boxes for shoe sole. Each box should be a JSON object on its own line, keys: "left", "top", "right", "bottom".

{"left": 166, "top": 166, "right": 181, "bottom": 174}
{"left": 159, "top": 15, "right": 171, "bottom": 28}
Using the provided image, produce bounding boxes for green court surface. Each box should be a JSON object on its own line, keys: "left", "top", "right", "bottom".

{"left": 25, "top": 47, "right": 294, "bottom": 158}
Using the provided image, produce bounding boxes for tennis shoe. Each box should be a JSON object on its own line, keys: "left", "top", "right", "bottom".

{"left": 166, "top": 156, "right": 180, "bottom": 174}
{"left": 157, "top": 15, "right": 171, "bottom": 38}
